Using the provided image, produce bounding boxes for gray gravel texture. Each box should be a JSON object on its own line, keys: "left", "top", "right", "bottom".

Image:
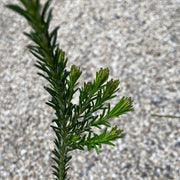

{"left": 0, "top": 0, "right": 180, "bottom": 179}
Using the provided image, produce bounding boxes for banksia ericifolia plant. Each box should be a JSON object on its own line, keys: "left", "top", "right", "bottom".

{"left": 6, "top": 0, "right": 134, "bottom": 179}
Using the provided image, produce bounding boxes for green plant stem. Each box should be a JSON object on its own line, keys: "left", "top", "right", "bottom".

{"left": 151, "top": 114, "right": 180, "bottom": 119}
{"left": 59, "top": 132, "right": 68, "bottom": 179}
{"left": 6, "top": 1, "right": 71, "bottom": 179}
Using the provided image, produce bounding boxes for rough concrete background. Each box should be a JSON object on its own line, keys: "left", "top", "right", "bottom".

{"left": 0, "top": 0, "right": 180, "bottom": 179}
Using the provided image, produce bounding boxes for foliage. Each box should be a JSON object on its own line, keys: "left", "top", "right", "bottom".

{"left": 6, "top": 0, "right": 134, "bottom": 179}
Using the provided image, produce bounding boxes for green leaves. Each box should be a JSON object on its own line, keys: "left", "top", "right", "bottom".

{"left": 85, "top": 126, "right": 123, "bottom": 154}
{"left": 109, "top": 96, "right": 133, "bottom": 116}
{"left": 69, "top": 65, "right": 82, "bottom": 87}
{"left": 95, "top": 67, "right": 109, "bottom": 87}
{"left": 66, "top": 68, "right": 133, "bottom": 154}
{"left": 7, "top": 0, "right": 134, "bottom": 179}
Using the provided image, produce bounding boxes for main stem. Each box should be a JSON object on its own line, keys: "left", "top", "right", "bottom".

{"left": 56, "top": 117, "right": 69, "bottom": 179}
{"left": 58, "top": 130, "right": 69, "bottom": 179}
{"left": 10, "top": 2, "right": 70, "bottom": 179}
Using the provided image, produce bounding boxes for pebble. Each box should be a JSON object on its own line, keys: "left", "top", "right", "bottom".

{"left": 20, "top": 149, "right": 27, "bottom": 156}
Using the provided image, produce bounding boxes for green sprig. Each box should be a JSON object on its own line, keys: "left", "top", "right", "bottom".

{"left": 6, "top": 0, "right": 134, "bottom": 179}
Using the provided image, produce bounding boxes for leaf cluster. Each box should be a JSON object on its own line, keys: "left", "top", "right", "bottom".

{"left": 67, "top": 68, "right": 133, "bottom": 153}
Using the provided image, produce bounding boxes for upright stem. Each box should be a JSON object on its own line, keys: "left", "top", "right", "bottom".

{"left": 59, "top": 120, "right": 69, "bottom": 179}
{"left": 6, "top": 1, "right": 71, "bottom": 179}
{"left": 59, "top": 132, "right": 68, "bottom": 179}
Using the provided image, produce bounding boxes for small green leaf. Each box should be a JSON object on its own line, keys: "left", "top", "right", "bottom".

{"left": 93, "top": 143, "right": 99, "bottom": 154}
{"left": 6, "top": 4, "right": 31, "bottom": 21}
{"left": 41, "top": 0, "right": 51, "bottom": 22}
